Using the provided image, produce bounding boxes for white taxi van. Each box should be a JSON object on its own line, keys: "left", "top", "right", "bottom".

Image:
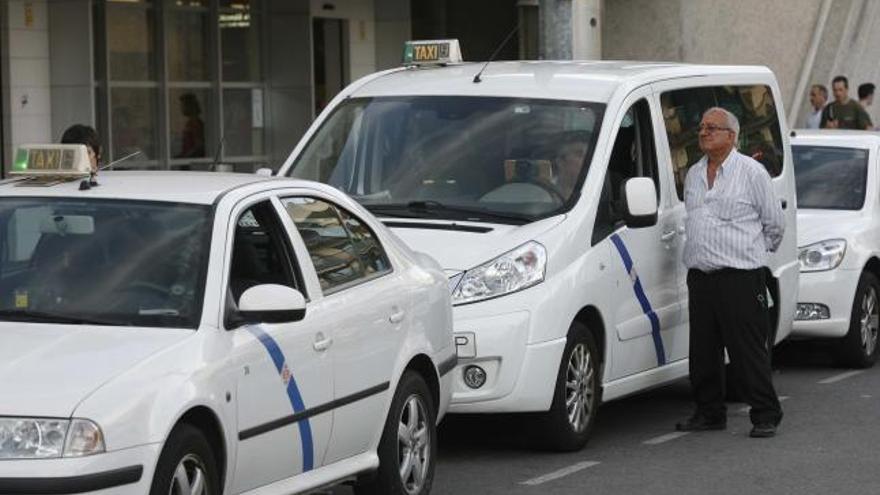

{"left": 791, "top": 130, "right": 880, "bottom": 368}
{"left": 0, "top": 145, "right": 455, "bottom": 495}
{"left": 279, "top": 40, "right": 799, "bottom": 450}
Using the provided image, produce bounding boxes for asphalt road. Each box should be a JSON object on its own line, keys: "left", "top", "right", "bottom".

{"left": 323, "top": 340, "right": 880, "bottom": 494}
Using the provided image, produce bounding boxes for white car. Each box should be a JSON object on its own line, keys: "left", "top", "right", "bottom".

{"left": 791, "top": 130, "right": 880, "bottom": 367}
{"left": 0, "top": 145, "right": 455, "bottom": 495}
{"left": 279, "top": 40, "right": 800, "bottom": 450}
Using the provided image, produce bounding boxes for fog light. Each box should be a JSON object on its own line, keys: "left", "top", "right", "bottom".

{"left": 463, "top": 365, "right": 487, "bottom": 389}
{"left": 796, "top": 303, "right": 830, "bottom": 320}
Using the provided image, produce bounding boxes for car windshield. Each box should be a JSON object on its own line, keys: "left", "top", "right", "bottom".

{"left": 0, "top": 198, "right": 212, "bottom": 328}
{"left": 793, "top": 145, "right": 869, "bottom": 210}
{"left": 287, "top": 96, "right": 605, "bottom": 223}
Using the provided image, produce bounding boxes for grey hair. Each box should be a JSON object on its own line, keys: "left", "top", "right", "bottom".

{"left": 703, "top": 107, "right": 740, "bottom": 143}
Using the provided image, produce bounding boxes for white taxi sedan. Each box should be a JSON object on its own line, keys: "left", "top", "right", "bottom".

{"left": 792, "top": 130, "right": 880, "bottom": 367}
{"left": 0, "top": 146, "right": 454, "bottom": 495}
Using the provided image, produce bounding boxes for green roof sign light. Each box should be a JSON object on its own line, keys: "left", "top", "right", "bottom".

{"left": 402, "top": 39, "right": 463, "bottom": 66}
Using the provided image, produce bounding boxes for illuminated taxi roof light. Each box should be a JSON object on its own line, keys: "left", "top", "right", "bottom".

{"left": 10, "top": 144, "right": 92, "bottom": 176}
{"left": 402, "top": 39, "right": 463, "bottom": 66}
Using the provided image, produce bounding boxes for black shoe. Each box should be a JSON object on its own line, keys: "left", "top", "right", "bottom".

{"left": 749, "top": 423, "right": 776, "bottom": 438}
{"left": 675, "top": 415, "right": 726, "bottom": 431}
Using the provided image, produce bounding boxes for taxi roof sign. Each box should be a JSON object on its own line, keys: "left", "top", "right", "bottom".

{"left": 11, "top": 144, "right": 92, "bottom": 177}
{"left": 402, "top": 39, "right": 463, "bottom": 66}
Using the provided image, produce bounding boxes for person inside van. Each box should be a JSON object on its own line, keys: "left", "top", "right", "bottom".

{"left": 553, "top": 131, "right": 590, "bottom": 198}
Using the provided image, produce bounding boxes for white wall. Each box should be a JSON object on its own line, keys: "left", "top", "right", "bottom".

{"left": 6, "top": 0, "right": 52, "bottom": 156}
{"left": 310, "top": 0, "right": 377, "bottom": 81}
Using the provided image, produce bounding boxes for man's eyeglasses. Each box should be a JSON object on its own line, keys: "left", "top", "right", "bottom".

{"left": 698, "top": 124, "right": 732, "bottom": 134}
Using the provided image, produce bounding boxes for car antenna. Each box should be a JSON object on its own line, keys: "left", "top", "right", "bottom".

{"left": 211, "top": 135, "right": 226, "bottom": 172}
{"left": 80, "top": 149, "right": 142, "bottom": 190}
{"left": 473, "top": 23, "right": 520, "bottom": 84}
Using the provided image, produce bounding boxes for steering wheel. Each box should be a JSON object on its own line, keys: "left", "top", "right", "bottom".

{"left": 110, "top": 281, "right": 172, "bottom": 311}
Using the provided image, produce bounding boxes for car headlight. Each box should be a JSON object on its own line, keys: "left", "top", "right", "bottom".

{"left": 798, "top": 239, "right": 846, "bottom": 272}
{"left": 0, "top": 418, "right": 105, "bottom": 459}
{"left": 451, "top": 241, "right": 546, "bottom": 305}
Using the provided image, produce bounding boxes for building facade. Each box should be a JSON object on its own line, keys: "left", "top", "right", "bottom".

{"left": 1, "top": 0, "right": 550, "bottom": 176}
{"left": 3, "top": 0, "right": 874, "bottom": 177}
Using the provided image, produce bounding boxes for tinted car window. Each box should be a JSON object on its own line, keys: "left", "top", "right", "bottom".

{"left": 282, "top": 197, "right": 390, "bottom": 292}
{"left": 0, "top": 198, "right": 211, "bottom": 328}
{"left": 661, "top": 85, "right": 784, "bottom": 198}
{"left": 793, "top": 145, "right": 869, "bottom": 210}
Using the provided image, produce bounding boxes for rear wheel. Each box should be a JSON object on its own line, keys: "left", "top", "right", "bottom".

{"left": 537, "top": 323, "right": 600, "bottom": 451}
{"left": 836, "top": 272, "right": 880, "bottom": 368}
{"left": 355, "top": 371, "right": 436, "bottom": 495}
{"left": 149, "top": 424, "right": 219, "bottom": 495}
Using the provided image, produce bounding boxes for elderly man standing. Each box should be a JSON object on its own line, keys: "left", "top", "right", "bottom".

{"left": 675, "top": 107, "right": 785, "bottom": 438}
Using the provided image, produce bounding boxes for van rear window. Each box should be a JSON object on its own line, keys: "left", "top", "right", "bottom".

{"left": 660, "top": 85, "right": 785, "bottom": 199}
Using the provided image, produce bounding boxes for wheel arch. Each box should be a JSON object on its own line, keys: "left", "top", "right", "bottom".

{"left": 172, "top": 406, "right": 228, "bottom": 488}
{"left": 403, "top": 354, "right": 441, "bottom": 417}
{"left": 572, "top": 305, "right": 606, "bottom": 377}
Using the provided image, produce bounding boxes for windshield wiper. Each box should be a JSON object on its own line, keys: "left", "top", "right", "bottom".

{"left": 366, "top": 201, "right": 532, "bottom": 225}
{"left": 0, "top": 309, "right": 121, "bottom": 326}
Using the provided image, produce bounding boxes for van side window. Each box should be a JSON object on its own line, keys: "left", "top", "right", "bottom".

{"left": 661, "top": 85, "right": 784, "bottom": 199}
{"left": 281, "top": 197, "right": 392, "bottom": 293}
{"left": 592, "top": 99, "right": 660, "bottom": 245}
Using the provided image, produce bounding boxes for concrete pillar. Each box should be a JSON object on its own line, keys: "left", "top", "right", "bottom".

{"left": 571, "top": 0, "right": 601, "bottom": 59}
{"left": 48, "top": 0, "right": 95, "bottom": 141}
{"left": 540, "top": 0, "right": 572, "bottom": 59}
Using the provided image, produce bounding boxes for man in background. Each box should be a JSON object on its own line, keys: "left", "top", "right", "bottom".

{"left": 806, "top": 84, "right": 827, "bottom": 129}
{"left": 858, "top": 83, "right": 875, "bottom": 109}
{"left": 821, "top": 76, "right": 872, "bottom": 130}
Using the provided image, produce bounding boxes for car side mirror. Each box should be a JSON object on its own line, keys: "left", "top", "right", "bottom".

{"left": 236, "top": 284, "right": 306, "bottom": 325}
{"left": 622, "top": 177, "right": 658, "bottom": 228}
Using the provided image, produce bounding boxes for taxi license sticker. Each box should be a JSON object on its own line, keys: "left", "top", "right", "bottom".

{"left": 14, "top": 289, "right": 28, "bottom": 309}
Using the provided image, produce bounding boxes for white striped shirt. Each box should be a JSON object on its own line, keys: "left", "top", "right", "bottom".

{"left": 683, "top": 150, "right": 785, "bottom": 272}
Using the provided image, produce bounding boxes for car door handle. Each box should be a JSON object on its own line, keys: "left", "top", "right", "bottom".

{"left": 780, "top": 199, "right": 788, "bottom": 210}
{"left": 389, "top": 308, "right": 406, "bottom": 324}
{"left": 313, "top": 334, "right": 333, "bottom": 352}
{"left": 660, "top": 230, "right": 677, "bottom": 242}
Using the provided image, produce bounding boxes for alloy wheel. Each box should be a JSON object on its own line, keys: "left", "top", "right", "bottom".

{"left": 397, "top": 394, "right": 430, "bottom": 495}
{"left": 565, "top": 343, "right": 595, "bottom": 433}
{"left": 860, "top": 286, "right": 879, "bottom": 357}
{"left": 168, "top": 453, "right": 208, "bottom": 495}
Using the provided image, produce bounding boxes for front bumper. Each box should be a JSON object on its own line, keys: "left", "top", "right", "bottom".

{"left": 447, "top": 308, "right": 567, "bottom": 414}
{"left": 0, "top": 443, "right": 160, "bottom": 495}
{"left": 791, "top": 268, "right": 860, "bottom": 338}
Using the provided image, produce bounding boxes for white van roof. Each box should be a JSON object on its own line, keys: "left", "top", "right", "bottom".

{"left": 353, "top": 61, "right": 774, "bottom": 103}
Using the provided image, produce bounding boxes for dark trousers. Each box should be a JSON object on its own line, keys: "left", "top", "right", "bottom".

{"left": 687, "top": 268, "right": 782, "bottom": 426}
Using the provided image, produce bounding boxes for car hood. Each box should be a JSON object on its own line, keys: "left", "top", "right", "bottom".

{"left": 384, "top": 215, "right": 565, "bottom": 272}
{"left": 0, "top": 323, "right": 192, "bottom": 418}
{"left": 797, "top": 209, "right": 867, "bottom": 247}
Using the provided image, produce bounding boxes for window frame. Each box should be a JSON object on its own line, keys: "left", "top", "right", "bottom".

{"left": 279, "top": 195, "right": 394, "bottom": 296}
{"left": 94, "top": 0, "right": 270, "bottom": 171}
{"left": 223, "top": 198, "right": 307, "bottom": 330}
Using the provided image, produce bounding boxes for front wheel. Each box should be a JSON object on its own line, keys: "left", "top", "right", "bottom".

{"left": 537, "top": 323, "right": 601, "bottom": 451}
{"left": 355, "top": 371, "right": 437, "bottom": 495}
{"left": 836, "top": 272, "right": 880, "bottom": 368}
{"left": 149, "top": 424, "right": 220, "bottom": 495}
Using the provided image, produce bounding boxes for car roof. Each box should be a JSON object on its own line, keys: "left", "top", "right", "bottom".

{"left": 0, "top": 171, "right": 310, "bottom": 204}
{"left": 791, "top": 129, "right": 880, "bottom": 149}
{"left": 352, "top": 61, "right": 774, "bottom": 102}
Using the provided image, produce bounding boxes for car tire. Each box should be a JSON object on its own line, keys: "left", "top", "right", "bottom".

{"left": 836, "top": 271, "right": 880, "bottom": 368}
{"left": 355, "top": 371, "right": 437, "bottom": 495}
{"left": 149, "top": 423, "right": 220, "bottom": 495}
{"left": 537, "top": 322, "right": 601, "bottom": 452}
